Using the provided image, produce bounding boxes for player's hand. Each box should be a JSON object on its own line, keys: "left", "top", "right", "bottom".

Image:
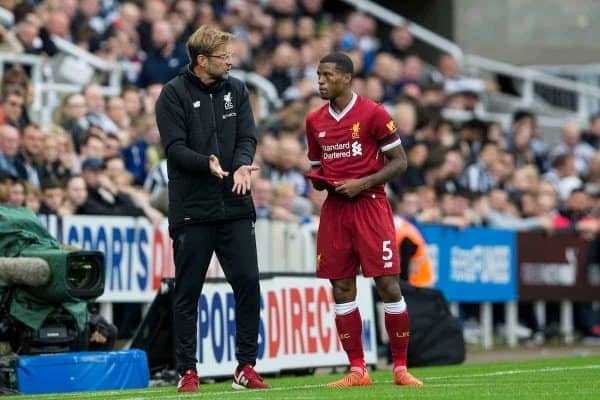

{"left": 233, "top": 164, "right": 260, "bottom": 195}
{"left": 209, "top": 154, "right": 229, "bottom": 179}
{"left": 309, "top": 178, "right": 327, "bottom": 191}
{"left": 334, "top": 179, "right": 366, "bottom": 198}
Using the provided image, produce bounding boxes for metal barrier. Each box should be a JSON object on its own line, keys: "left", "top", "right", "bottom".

{"left": 1, "top": 39, "right": 281, "bottom": 126}
{"left": 339, "top": 0, "right": 600, "bottom": 122}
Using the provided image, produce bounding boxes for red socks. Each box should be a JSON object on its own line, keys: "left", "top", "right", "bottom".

{"left": 335, "top": 307, "right": 365, "bottom": 370}
{"left": 385, "top": 307, "right": 410, "bottom": 369}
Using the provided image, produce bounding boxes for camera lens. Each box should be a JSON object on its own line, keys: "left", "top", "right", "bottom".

{"left": 67, "top": 257, "right": 100, "bottom": 290}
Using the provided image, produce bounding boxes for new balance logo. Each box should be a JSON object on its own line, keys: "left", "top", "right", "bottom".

{"left": 319, "top": 131, "right": 326, "bottom": 138}
{"left": 352, "top": 141, "right": 363, "bottom": 156}
{"left": 384, "top": 261, "right": 393, "bottom": 268}
{"left": 193, "top": 101, "right": 201, "bottom": 108}
{"left": 238, "top": 373, "right": 249, "bottom": 386}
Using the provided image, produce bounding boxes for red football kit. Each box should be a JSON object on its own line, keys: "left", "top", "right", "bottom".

{"left": 306, "top": 93, "right": 402, "bottom": 279}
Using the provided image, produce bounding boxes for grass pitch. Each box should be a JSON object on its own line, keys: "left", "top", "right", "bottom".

{"left": 7, "top": 355, "right": 600, "bottom": 399}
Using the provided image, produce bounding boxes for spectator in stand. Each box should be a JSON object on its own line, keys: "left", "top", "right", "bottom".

{"left": 122, "top": 86, "right": 144, "bottom": 121}
{"left": 482, "top": 188, "right": 550, "bottom": 231}
{"left": 458, "top": 119, "right": 488, "bottom": 165}
{"left": 542, "top": 153, "right": 583, "bottom": 200}
{"left": 38, "top": 177, "right": 64, "bottom": 215}
{"left": 252, "top": 177, "right": 274, "bottom": 219}
{"left": 537, "top": 181, "right": 570, "bottom": 229}
{"left": 431, "top": 53, "right": 497, "bottom": 94}
{"left": 24, "top": 182, "right": 42, "bottom": 213}
{"left": 511, "top": 110, "right": 548, "bottom": 170}
{"left": 435, "top": 148, "right": 465, "bottom": 195}
{"left": 268, "top": 42, "right": 299, "bottom": 95}
{"left": 0, "top": 24, "right": 24, "bottom": 54}
{"left": 77, "top": 157, "right": 141, "bottom": 216}
{"left": 16, "top": 124, "right": 45, "bottom": 187}
{"left": 382, "top": 24, "right": 414, "bottom": 59}
{"left": 583, "top": 113, "right": 600, "bottom": 150}
{"left": 6, "top": 179, "right": 26, "bottom": 207}
{"left": 106, "top": 96, "right": 130, "bottom": 129}
{"left": 14, "top": 17, "right": 43, "bottom": 55}
{"left": 76, "top": 84, "right": 118, "bottom": 146}
{"left": 549, "top": 121, "right": 595, "bottom": 176}
{"left": 460, "top": 142, "right": 499, "bottom": 193}
{"left": 371, "top": 52, "right": 402, "bottom": 102}
{"left": 396, "top": 142, "right": 427, "bottom": 190}
{"left": 58, "top": 93, "right": 88, "bottom": 137}
{"left": 137, "top": 20, "right": 187, "bottom": 88}
{"left": 0, "top": 85, "right": 26, "bottom": 130}
{"left": 393, "top": 190, "right": 421, "bottom": 225}
{"left": 509, "top": 164, "right": 540, "bottom": 196}
{"left": 79, "top": 132, "right": 106, "bottom": 162}
{"left": 40, "top": 127, "right": 72, "bottom": 183}
{"left": 584, "top": 152, "right": 600, "bottom": 197}
{"left": 415, "top": 185, "right": 442, "bottom": 224}
{"left": 62, "top": 174, "right": 88, "bottom": 215}
{"left": 0, "top": 124, "right": 23, "bottom": 179}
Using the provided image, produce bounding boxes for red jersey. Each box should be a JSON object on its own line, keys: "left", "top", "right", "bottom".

{"left": 305, "top": 94, "right": 401, "bottom": 198}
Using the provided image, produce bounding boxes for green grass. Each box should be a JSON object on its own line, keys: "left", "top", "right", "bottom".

{"left": 7, "top": 356, "right": 600, "bottom": 399}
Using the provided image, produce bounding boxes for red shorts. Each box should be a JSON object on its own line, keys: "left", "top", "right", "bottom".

{"left": 316, "top": 195, "right": 400, "bottom": 279}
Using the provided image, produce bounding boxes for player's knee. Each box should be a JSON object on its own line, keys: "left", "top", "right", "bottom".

{"left": 331, "top": 279, "right": 357, "bottom": 302}
{"left": 375, "top": 277, "right": 401, "bottom": 302}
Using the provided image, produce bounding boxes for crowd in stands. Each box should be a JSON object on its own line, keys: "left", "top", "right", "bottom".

{"left": 1, "top": 0, "right": 600, "bottom": 341}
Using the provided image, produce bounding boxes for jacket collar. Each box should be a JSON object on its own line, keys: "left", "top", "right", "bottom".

{"left": 183, "top": 65, "right": 227, "bottom": 93}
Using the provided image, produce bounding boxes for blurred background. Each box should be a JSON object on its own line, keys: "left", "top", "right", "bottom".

{"left": 1, "top": 0, "right": 600, "bottom": 366}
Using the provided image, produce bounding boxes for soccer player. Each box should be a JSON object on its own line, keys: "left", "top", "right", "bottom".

{"left": 305, "top": 52, "right": 423, "bottom": 388}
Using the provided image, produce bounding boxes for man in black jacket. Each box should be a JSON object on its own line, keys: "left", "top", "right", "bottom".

{"left": 155, "top": 25, "right": 269, "bottom": 392}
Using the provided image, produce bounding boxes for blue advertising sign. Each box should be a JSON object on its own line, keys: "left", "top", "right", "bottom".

{"left": 419, "top": 225, "right": 517, "bottom": 302}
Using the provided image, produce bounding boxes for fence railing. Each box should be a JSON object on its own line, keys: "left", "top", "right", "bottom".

{"left": 339, "top": 0, "right": 600, "bottom": 121}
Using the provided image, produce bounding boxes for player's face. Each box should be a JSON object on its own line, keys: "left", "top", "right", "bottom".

{"left": 317, "top": 62, "right": 350, "bottom": 100}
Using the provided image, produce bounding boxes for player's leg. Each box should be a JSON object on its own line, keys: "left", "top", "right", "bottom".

{"left": 374, "top": 275, "right": 422, "bottom": 387}
{"left": 327, "top": 277, "right": 372, "bottom": 388}
{"left": 355, "top": 197, "right": 422, "bottom": 387}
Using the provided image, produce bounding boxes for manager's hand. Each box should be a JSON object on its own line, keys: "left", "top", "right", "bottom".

{"left": 209, "top": 154, "right": 229, "bottom": 179}
{"left": 233, "top": 165, "right": 260, "bottom": 195}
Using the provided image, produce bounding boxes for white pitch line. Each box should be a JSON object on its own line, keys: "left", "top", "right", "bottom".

{"left": 424, "top": 364, "right": 600, "bottom": 381}
{"left": 29, "top": 364, "right": 600, "bottom": 400}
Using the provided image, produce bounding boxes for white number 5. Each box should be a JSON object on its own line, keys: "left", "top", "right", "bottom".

{"left": 382, "top": 240, "right": 392, "bottom": 261}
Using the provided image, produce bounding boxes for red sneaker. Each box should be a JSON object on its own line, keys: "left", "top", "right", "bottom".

{"left": 232, "top": 364, "right": 271, "bottom": 390}
{"left": 177, "top": 369, "right": 199, "bottom": 393}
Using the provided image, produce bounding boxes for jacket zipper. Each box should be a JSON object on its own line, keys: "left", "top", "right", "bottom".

{"left": 209, "top": 93, "right": 226, "bottom": 214}
{"left": 209, "top": 93, "right": 220, "bottom": 156}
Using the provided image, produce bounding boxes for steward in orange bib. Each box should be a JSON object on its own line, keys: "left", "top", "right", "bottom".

{"left": 394, "top": 217, "right": 435, "bottom": 287}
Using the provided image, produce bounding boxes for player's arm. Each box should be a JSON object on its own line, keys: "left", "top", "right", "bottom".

{"left": 305, "top": 118, "right": 327, "bottom": 191}
{"left": 334, "top": 138, "right": 407, "bottom": 198}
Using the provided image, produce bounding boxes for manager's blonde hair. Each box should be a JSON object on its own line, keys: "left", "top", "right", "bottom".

{"left": 187, "top": 25, "right": 235, "bottom": 67}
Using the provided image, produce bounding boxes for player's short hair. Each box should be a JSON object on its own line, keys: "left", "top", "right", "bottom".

{"left": 320, "top": 52, "right": 354, "bottom": 76}
{"left": 187, "top": 25, "right": 235, "bottom": 67}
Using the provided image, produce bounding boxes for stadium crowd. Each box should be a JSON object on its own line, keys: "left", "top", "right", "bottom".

{"left": 1, "top": 0, "right": 599, "bottom": 342}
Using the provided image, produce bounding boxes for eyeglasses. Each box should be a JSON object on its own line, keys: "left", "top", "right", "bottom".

{"left": 203, "top": 52, "right": 234, "bottom": 61}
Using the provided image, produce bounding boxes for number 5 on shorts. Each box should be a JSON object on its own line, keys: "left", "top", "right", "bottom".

{"left": 382, "top": 240, "right": 392, "bottom": 261}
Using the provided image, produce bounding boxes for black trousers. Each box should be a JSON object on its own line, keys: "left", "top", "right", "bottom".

{"left": 172, "top": 218, "right": 260, "bottom": 375}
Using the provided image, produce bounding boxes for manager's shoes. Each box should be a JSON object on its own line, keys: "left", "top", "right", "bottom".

{"left": 177, "top": 369, "right": 199, "bottom": 392}
{"left": 232, "top": 364, "right": 271, "bottom": 389}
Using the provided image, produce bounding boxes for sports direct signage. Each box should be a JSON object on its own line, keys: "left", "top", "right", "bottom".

{"left": 197, "top": 276, "right": 377, "bottom": 376}
{"left": 419, "top": 225, "right": 517, "bottom": 302}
